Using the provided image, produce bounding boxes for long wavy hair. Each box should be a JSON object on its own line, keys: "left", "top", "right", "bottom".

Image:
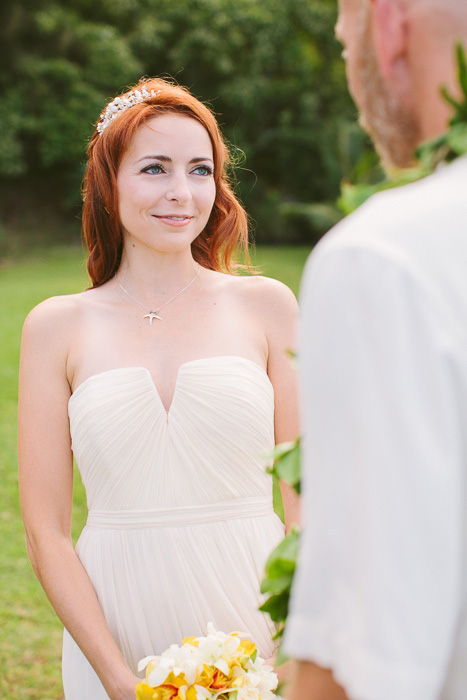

{"left": 82, "top": 78, "right": 251, "bottom": 287}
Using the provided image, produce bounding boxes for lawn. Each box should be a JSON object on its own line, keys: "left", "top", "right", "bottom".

{"left": 0, "top": 244, "right": 310, "bottom": 699}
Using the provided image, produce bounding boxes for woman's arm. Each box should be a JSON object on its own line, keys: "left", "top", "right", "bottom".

{"left": 242, "top": 275, "right": 301, "bottom": 531}
{"left": 247, "top": 277, "right": 301, "bottom": 679}
{"left": 18, "top": 297, "right": 140, "bottom": 700}
{"left": 259, "top": 278, "right": 301, "bottom": 533}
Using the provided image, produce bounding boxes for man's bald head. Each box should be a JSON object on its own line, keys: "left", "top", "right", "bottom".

{"left": 337, "top": 0, "right": 467, "bottom": 169}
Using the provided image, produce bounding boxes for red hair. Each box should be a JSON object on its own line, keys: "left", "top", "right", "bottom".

{"left": 82, "top": 78, "right": 251, "bottom": 287}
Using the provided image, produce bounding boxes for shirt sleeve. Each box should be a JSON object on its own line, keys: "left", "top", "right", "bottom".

{"left": 283, "top": 243, "right": 466, "bottom": 700}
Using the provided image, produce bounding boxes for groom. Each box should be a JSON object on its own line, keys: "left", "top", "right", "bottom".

{"left": 283, "top": 1, "right": 467, "bottom": 699}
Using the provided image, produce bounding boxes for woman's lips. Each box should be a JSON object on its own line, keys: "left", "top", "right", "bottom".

{"left": 154, "top": 215, "right": 193, "bottom": 227}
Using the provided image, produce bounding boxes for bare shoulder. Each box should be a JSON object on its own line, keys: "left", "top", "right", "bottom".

{"left": 22, "top": 292, "right": 87, "bottom": 338}
{"left": 229, "top": 274, "right": 298, "bottom": 327}
{"left": 220, "top": 274, "right": 298, "bottom": 359}
{"left": 232, "top": 275, "right": 297, "bottom": 308}
{"left": 21, "top": 292, "right": 93, "bottom": 372}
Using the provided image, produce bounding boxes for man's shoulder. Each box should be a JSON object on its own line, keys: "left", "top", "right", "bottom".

{"left": 301, "top": 157, "right": 467, "bottom": 334}
{"left": 315, "top": 156, "right": 467, "bottom": 264}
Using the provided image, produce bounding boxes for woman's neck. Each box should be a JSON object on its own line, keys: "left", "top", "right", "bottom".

{"left": 117, "top": 246, "right": 200, "bottom": 302}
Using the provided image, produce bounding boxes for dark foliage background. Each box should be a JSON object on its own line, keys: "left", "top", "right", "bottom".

{"left": 0, "top": 0, "right": 374, "bottom": 251}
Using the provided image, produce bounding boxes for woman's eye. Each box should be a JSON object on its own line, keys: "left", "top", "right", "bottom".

{"left": 142, "top": 164, "right": 164, "bottom": 174}
{"left": 192, "top": 165, "right": 213, "bottom": 176}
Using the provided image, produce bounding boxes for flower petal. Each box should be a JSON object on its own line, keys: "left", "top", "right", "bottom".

{"left": 214, "top": 659, "right": 229, "bottom": 676}
{"left": 138, "top": 655, "right": 158, "bottom": 672}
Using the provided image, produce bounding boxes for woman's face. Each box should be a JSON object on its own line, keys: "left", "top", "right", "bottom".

{"left": 117, "top": 114, "right": 216, "bottom": 253}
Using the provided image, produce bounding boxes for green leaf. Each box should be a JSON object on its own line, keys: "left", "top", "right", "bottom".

{"left": 272, "top": 623, "right": 285, "bottom": 641}
{"left": 440, "top": 85, "right": 462, "bottom": 113}
{"left": 260, "top": 573, "right": 294, "bottom": 595}
{"left": 338, "top": 161, "right": 431, "bottom": 214}
{"left": 275, "top": 459, "right": 301, "bottom": 492}
{"left": 259, "top": 590, "right": 290, "bottom": 621}
{"left": 416, "top": 134, "right": 447, "bottom": 165}
{"left": 456, "top": 42, "right": 467, "bottom": 97}
{"left": 266, "top": 437, "right": 301, "bottom": 493}
{"left": 337, "top": 181, "right": 380, "bottom": 215}
{"left": 441, "top": 45, "right": 467, "bottom": 125}
{"left": 271, "top": 439, "right": 299, "bottom": 460}
{"left": 263, "top": 527, "right": 300, "bottom": 579}
{"left": 447, "top": 122, "right": 467, "bottom": 155}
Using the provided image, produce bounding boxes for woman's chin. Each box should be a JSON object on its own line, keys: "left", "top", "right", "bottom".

{"left": 124, "top": 229, "right": 202, "bottom": 254}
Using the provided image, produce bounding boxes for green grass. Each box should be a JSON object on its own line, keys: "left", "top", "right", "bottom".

{"left": 0, "top": 244, "right": 310, "bottom": 699}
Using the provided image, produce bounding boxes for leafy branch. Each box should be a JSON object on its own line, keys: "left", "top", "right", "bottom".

{"left": 259, "top": 439, "right": 301, "bottom": 665}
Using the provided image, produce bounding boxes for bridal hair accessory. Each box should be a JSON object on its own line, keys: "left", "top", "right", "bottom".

{"left": 97, "top": 86, "right": 162, "bottom": 134}
{"left": 135, "top": 621, "right": 280, "bottom": 699}
{"left": 117, "top": 264, "right": 201, "bottom": 325}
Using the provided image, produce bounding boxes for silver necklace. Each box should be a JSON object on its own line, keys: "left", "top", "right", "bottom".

{"left": 117, "top": 264, "right": 200, "bottom": 325}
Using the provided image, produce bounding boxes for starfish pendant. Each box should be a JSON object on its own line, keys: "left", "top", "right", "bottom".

{"left": 143, "top": 311, "right": 162, "bottom": 325}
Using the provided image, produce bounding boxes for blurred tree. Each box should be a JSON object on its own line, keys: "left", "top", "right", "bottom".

{"left": 0, "top": 0, "right": 141, "bottom": 211}
{"left": 0, "top": 0, "right": 361, "bottom": 246}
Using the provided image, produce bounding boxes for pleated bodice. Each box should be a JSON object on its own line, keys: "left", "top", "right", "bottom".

{"left": 68, "top": 355, "right": 275, "bottom": 511}
{"left": 62, "top": 355, "right": 285, "bottom": 699}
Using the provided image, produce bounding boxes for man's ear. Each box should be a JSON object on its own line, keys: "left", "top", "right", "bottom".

{"left": 371, "top": 0, "right": 408, "bottom": 81}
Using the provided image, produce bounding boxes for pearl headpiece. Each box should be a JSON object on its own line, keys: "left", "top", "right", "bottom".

{"left": 96, "top": 86, "right": 162, "bottom": 134}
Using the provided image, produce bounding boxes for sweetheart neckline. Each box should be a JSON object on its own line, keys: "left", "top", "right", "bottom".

{"left": 68, "top": 355, "right": 272, "bottom": 417}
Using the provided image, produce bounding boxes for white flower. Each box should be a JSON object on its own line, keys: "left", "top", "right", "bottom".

{"left": 136, "top": 623, "right": 280, "bottom": 698}
{"left": 144, "top": 642, "right": 199, "bottom": 687}
{"left": 236, "top": 688, "right": 261, "bottom": 700}
{"left": 147, "top": 656, "right": 175, "bottom": 687}
{"left": 237, "top": 666, "right": 278, "bottom": 700}
{"left": 137, "top": 655, "right": 159, "bottom": 673}
{"left": 192, "top": 622, "right": 244, "bottom": 677}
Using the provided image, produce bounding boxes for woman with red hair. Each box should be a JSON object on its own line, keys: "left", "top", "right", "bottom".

{"left": 18, "top": 78, "right": 299, "bottom": 700}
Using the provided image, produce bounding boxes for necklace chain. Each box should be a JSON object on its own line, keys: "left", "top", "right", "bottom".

{"left": 117, "top": 263, "right": 200, "bottom": 323}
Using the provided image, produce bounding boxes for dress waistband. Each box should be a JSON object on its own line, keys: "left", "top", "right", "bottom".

{"left": 86, "top": 496, "right": 275, "bottom": 529}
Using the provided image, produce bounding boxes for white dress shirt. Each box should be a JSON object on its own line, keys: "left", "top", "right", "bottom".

{"left": 283, "top": 157, "right": 467, "bottom": 700}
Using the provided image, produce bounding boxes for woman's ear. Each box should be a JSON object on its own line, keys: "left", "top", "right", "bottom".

{"left": 371, "top": 0, "right": 409, "bottom": 81}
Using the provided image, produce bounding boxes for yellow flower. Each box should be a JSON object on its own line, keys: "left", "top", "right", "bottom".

{"left": 182, "top": 636, "right": 200, "bottom": 647}
{"left": 165, "top": 672, "right": 188, "bottom": 688}
{"left": 238, "top": 641, "right": 256, "bottom": 657}
{"left": 135, "top": 683, "right": 157, "bottom": 700}
{"left": 179, "top": 686, "right": 213, "bottom": 700}
{"left": 197, "top": 662, "right": 233, "bottom": 692}
{"left": 136, "top": 682, "right": 181, "bottom": 699}
{"left": 155, "top": 684, "right": 180, "bottom": 700}
{"left": 153, "top": 687, "right": 180, "bottom": 700}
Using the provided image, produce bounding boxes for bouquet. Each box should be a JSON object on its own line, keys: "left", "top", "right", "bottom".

{"left": 135, "top": 622, "right": 279, "bottom": 700}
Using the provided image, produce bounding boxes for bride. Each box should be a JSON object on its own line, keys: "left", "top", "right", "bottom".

{"left": 18, "top": 78, "right": 299, "bottom": 700}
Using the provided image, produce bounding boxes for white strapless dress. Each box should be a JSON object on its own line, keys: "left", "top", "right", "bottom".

{"left": 62, "top": 355, "right": 285, "bottom": 699}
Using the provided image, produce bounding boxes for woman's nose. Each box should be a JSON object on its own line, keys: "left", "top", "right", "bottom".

{"left": 165, "top": 173, "right": 193, "bottom": 203}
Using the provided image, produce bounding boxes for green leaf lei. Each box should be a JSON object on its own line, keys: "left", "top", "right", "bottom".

{"left": 260, "top": 43, "right": 467, "bottom": 669}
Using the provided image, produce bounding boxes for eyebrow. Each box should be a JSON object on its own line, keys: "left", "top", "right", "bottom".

{"left": 136, "top": 155, "right": 214, "bottom": 164}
